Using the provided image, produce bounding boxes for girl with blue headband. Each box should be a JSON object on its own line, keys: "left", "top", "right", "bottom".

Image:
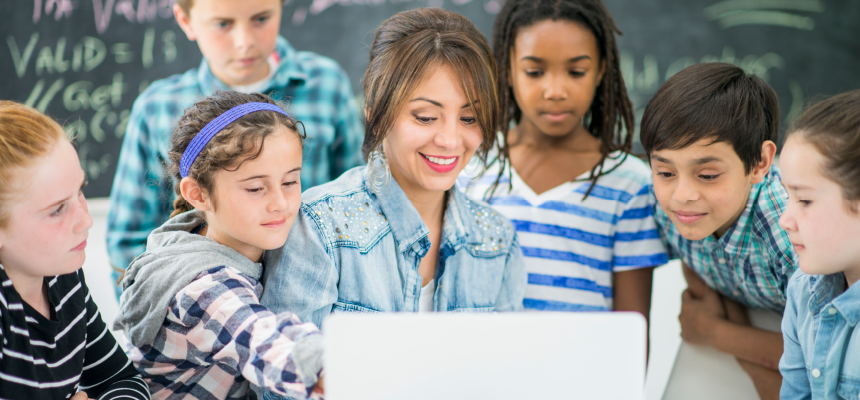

{"left": 113, "top": 91, "right": 325, "bottom": 399}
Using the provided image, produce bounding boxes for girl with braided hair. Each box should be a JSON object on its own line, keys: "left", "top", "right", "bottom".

{"left": 462, "top": 0, "right": 667, "bottom": 326}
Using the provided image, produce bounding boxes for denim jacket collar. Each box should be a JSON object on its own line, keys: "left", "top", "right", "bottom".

{"left": 371, "top": 174, "right": 430, "bottom": 256}
{"left": 197, "top": 36, "right": 307, "bottom": 97}
{"left": 371, "top": 173, "right": 486, "bottom": 256}
{"left": 808, "top": 273, "right": 860, "bottom": 326}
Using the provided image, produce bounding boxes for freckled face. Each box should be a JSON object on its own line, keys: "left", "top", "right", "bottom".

{"left": 203, "top": 128, "right": 303, "bottom": 262}
{"left": 0, "top": 140, "right": 93, "bottom": 280}
{"left": 778, "top": 136, "right": 860, "bottom": 284}
{"left": 651, "top": 140, "right": 757, "bottom": 241}
{"left": 383, "top": 64, "right": 484, "bottom": 198}
{"left": 175, "top": 0, "right": 282, "bottom": 86}
{"left": 510, "top": 19, "right": 604, "bottom": 137}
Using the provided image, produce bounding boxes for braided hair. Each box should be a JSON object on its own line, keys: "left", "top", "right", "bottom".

{"left": 489, "top": 0, "right": 634, "bottom": 198}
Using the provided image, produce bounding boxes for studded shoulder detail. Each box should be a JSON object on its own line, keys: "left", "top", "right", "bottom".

{"left": 305, "top": 190, "right": 390, "bottom": 252}
{"left": 463, "top": 199, "right": 514, "bottom": 255}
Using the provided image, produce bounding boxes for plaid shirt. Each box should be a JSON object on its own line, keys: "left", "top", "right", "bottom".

{"left": 652, "top": 166, "right": 798, "bottom": 313}
{"left": 107, "top": 36, "right": 364, "bottom": 286}
{"left": 127, "top": 265, "right": 322, "bottom": 400}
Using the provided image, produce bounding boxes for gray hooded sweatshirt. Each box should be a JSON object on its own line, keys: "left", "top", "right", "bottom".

{"left": 112, "top": 210, "right": 322, "bottom": 388}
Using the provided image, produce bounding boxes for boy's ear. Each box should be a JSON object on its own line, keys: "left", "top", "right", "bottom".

{"left": 180, "top": 177, "right": 211, "bottom": 212}
{"left": 750, "top": 140, "right": 777, "bottom": 184}
{"left": 174, "top": 4, "right": 197, "bottom": 42}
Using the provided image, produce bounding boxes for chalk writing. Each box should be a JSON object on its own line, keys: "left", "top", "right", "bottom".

{"left": 62, "top": 73, "right": 125, "bottom": 112}
{"left": 704, "top": 0, "right": 824, "bottom": 30}
{"left": 291, "top": 0, "right": 500, "bottom": 26}
{"left": 6, "top": 29, "right": 179, "bottom": 80}
{"left": 77, "top": 141, "right": 113, "bottom": 181}
{"left": 24, "top": 78, "right": 65, "bottom": 112}
{"left": 142, "top": 27, "right": 155, "bottom": 68}
{"left": 162, "top": 30, "right": 176, "bottom": 63}
{"left": 8, "top": 33, "right": 40, "bottom": 78}
{"left": 90, "top": 0, "right": 174, "bottom": 34}
{"left": 33, "top": 0, "right": 76, "bottom": 23}
{"left": 621, "top": 45, "right": 805, "bottom": 133}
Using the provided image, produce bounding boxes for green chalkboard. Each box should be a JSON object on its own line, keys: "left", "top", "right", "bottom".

{"left": 1, "top": 0, "right": 858, "bottom": 197}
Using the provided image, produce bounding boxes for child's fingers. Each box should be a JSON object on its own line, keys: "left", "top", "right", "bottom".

{"left": 703, "top": 285, "right": 719, "bottom": 299}
{"left": 70, "top": 391, "right": 88, "bottom": 400}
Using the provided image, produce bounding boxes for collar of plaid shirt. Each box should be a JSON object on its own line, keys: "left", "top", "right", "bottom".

{"left": 196, "top": 36, "right": 309, "bottom": 97}
{"left": 700, "top": 178, "right": 761, "bottom": 258}
{"left": 701, "top": 167, "right": 792, "bottom": 262}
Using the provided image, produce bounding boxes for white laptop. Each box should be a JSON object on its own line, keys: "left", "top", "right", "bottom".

{"left": 323, "top": 312, "right": 646, "bottom": 400}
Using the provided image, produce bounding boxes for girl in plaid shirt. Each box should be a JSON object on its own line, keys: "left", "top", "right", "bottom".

{"left": 113, "top": 91, "right": 324, "bottom": 400}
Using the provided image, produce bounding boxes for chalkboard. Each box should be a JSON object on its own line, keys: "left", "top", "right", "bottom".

{"left": 2, "top": 0, "right": 859, "bottom": 198}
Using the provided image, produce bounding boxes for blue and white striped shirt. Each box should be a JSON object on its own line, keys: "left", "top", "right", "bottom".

{"left": 460, "top": 152, "right": 668, "bottom": 311}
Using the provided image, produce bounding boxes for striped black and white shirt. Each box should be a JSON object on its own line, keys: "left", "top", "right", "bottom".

{"left": 0, "top": 265, "right": 150, "bottom": 400}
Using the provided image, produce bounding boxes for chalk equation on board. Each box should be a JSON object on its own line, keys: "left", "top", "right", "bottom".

{"left": 32, "top": 0, "right": 174, "bottom": 33}
{"left": 5, "top": 26, "right": 183, "bottom": 182}
{"left": 704, "top": 0, "right": 825, "bottom": 30}
{"left": 1, "top": 0, "right": 855, "bottom": 198}
{"left": 290, "top": 0, "right": 504, "bottom": 25}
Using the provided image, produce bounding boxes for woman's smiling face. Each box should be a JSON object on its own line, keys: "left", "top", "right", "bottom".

{"left": 383, "top": 63, "right": 484, "bottom": 198}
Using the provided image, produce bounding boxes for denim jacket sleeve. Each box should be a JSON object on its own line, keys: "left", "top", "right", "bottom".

{"left": 261, "top": 206, "right": 340, "bottom": 329}
{"left": 493, "top": 234, "right": 526, "bottom": 311}
{"left": 779, "top": 271, "right": 811, "bottom": 399}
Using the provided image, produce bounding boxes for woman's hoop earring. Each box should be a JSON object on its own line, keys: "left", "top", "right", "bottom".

{"left": 463, "top": 153, "right": 486, "bottom": 184}
{"left": 367, "top": 144, "right": 390, "bottom": 194}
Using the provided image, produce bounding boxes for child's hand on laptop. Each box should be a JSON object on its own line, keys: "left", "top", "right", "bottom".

{"left": 679, "top": 285, "right": 727, "bottom": 347}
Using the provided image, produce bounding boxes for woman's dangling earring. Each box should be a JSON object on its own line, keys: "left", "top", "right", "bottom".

{"left": 367, "top": 144, "right": 390, "bottom": 194}
{"left": 463, "top": 152, "right": 487, "bottom": 185}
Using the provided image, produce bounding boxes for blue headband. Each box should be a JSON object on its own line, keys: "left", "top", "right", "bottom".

{"left": 180, "top": 102, "right": 290, "bottom": 178}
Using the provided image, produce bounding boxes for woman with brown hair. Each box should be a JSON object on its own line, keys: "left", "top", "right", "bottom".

{"left": 260, "top": 7, "right": 525, "bottom": 332}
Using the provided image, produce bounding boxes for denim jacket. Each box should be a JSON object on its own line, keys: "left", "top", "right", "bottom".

{"left": 780, "top": 269, "right": 860, "bottom": 400}
{"left": 260, "top": 167, "right": 526, "bottom": 329}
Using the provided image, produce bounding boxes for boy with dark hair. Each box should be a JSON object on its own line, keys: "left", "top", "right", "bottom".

{"left": 641, "top": 62, "right": 796, "bottom": 399}
{"left": 107, "top": 0, "right": 364, "bottom": 298}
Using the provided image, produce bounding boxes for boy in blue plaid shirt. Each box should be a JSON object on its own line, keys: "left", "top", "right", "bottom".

{"left": 640, "top": 63, "right": 797, "bottom": 399}
{"left": 107, "top": 0, "right": 363, "bottom": 296}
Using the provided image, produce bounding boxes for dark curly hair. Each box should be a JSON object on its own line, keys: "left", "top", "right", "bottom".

{"left": 168, "top": 91, "right": 304, "bottom": 217}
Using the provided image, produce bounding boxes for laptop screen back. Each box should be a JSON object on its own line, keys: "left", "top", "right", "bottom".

{"left": 324, "top": 312, "right": 646, "bottom": 400}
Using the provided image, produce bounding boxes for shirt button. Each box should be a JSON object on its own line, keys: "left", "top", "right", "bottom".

{"left": 829, "top": 308, "right": 837, "bottom": 315}
{"left": 733, "top": 291, "right": 740, "bottom": 297}
{"left": 718, "top": 257, "right": 726, "bottom": 263}
{"left": 812, "top": 368, "right": 821, "bottom": 378}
